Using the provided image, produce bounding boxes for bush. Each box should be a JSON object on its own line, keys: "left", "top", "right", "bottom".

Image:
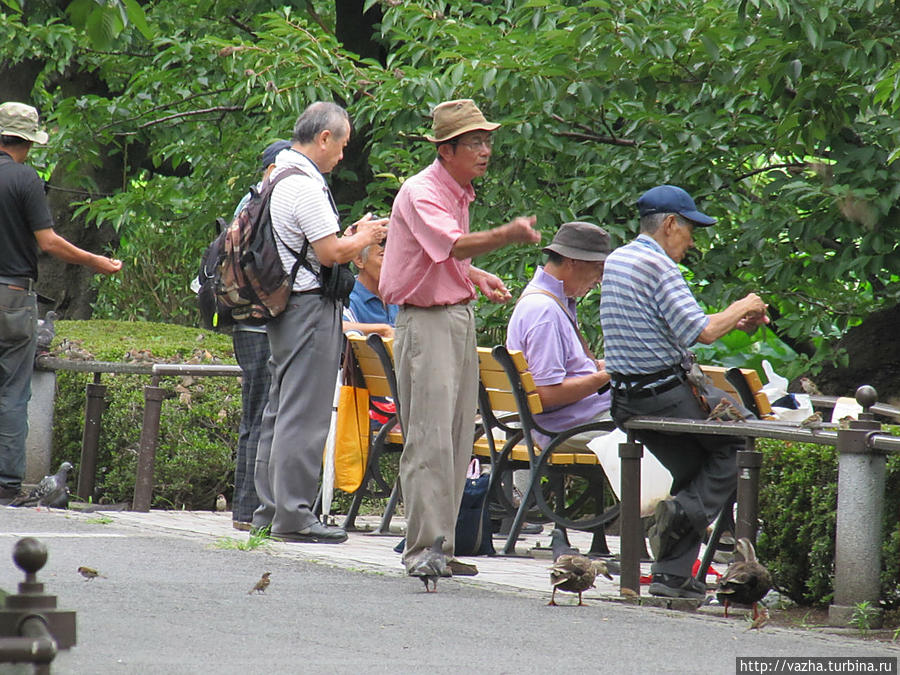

{"left": 757, "top": 437, "right": 900, "bottom": 608}
{"left": 49, "top": 320, "right": 240, "bottom": 509}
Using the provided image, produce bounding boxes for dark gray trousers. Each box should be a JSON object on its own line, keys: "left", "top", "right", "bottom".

{"left": 252, "top": 294, "right": 341, "bottom": 533}
{"left": 611, "top": 380, "right": 741, "bottom": 577}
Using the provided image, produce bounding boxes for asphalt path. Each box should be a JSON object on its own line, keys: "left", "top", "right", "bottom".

{"left": 1, "top": 509, "right": 896, "bottom": 674}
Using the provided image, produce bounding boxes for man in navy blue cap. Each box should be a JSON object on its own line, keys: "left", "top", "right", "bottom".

{"left": 228, "top": 139, "right": 291, "bottom": 530}
{"left": 599, "top": 184, "right": 768, "bottom": 599}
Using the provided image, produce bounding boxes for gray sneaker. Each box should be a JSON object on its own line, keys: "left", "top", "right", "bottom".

{"left": 648, "top": 573, "right": 707, "bottom": 599}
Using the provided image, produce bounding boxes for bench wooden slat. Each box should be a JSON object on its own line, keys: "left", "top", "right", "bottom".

{"left": 700, "top": 365, "right": 773, "bottom": 417}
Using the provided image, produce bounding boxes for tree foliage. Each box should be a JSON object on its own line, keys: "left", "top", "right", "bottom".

{"left": 2, "top": 0, "right": 900, "bottom": 380}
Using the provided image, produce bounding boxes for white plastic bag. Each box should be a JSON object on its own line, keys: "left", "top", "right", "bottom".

{"left": 587, "top": 429, "right": 673, "bottom": 517}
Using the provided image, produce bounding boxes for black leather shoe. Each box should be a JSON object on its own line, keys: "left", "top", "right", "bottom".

{"left": 271, "top": 522, "right": 348, "bottom": 544}
{"left": 648, "top": 499, "right": 692, "bottom": 561}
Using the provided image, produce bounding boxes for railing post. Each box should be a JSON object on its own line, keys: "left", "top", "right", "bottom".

{"left": 133, "top": 382, "right": 167, "bottom": 512}
{"left": 77, "top": 373, "right": 107, "bottom": 501}
{"left": 619, "top": 430, "right": 643, "bottom": 596}
{"left": 735, "top": 438, "right": 762, "bottom": 544}
{"left": 0, "top": 537, "right": 76, "bottom": 669}
{"left": 828, "top": 385, "right": 885, "bottom": 628}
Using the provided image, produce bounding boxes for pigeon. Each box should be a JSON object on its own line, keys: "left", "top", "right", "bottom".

{"left": 716, "top": 538, "right": 772, "bottom": 621}
{"left": 548, "top": 528, "right": 612, "bottom": 606}
{"left": 248, "top": 572, "right": 271, "bottom": 594}
{"left": 799, "top": 377, "right": 822, "bottom": 396}
{"left": 707, "top": 398, "right": 746, "bottom": 422}
{"left": 549, "top": 527, "right": 580, "bottom": 560}
{"left": 35, "top": 310, "right": 58, "bottom": 354}
{"left": 215, "top": 494, "right": 227, "bottom": 512}
{"left": 407, "top": 535, "right": 448, "bottom": 593}
{"left": 77, "top": 566, "right": 106, "bottom": 581}
{"left": 9, "top": 462, "right": 74, "bottom": 508}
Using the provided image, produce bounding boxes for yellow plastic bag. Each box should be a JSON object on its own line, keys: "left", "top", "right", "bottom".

{"left": 333, "top": 385, "right": 370, "bottom": 493}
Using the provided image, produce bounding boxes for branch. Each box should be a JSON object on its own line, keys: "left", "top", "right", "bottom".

{"left": 95, "top": 88, "right": 235, "bottom": 132}
{"left": 550, "top": 113, "right": 636, "bottom": 147}
{"left": 136, "top": 106, "right": 244, "bottom": 129}
{"left": 227, "top": 14, "right": 257, "bottom": 38}
{"left": 731, "top": 162, "right": 808, "bottom": 183}
{"left": 304, "top": 0, "right": 332, "bottom": 34}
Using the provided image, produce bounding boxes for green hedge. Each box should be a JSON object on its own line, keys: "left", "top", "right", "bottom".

{"left": 50, "top": 320, "right": 239, "bottom": 509}
{"left": 757, "top": 437, "right": 900, "bottom": 608}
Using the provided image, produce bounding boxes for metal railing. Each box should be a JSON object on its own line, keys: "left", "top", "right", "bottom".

{"left": 0, "top": 538, "right": 76, "bottom": 673}
{"left": 617, "top": 385, "right": 893, "bottom": 627}
{"left": 35, "top": 356, "right": 241, "bottom": 512}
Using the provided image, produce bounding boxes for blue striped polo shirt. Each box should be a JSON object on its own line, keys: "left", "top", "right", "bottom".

{"left": 599, "top": 234, "right": 709, "bottom": 376}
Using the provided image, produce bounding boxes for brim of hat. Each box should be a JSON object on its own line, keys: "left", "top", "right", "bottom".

{"left": 425, "top": 121, "right": 500, "bottom": 143}
{"left": 680, "top": 209, "right": 716, "bottom": 226}
{"left": 543, "top": 244, "right": 609, "bottom": 262}
{"left": 4, "top": 129, "right": 49, "bottom": 145}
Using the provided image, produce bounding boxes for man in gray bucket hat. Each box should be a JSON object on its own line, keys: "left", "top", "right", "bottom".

{"left": 507, "top": 221, "right": 613, "bottom": 451}
{"left": 0, "top": 102, "right": 122, "bottom": 504}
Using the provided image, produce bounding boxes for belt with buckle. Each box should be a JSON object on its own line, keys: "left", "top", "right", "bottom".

{"left": 610, "top": 365, "right": 686, "bottom": 399}
{"left": 0, "top": 275, "right": 33, "bottom": 291}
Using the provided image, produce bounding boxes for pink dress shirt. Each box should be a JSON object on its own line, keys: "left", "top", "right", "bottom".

{"left": 379, "top": 159, "right": 477, "bottom": 307}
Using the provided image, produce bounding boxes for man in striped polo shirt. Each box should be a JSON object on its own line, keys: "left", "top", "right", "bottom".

{"left": 600, "top": 185, "right": 768, "bottom": 599}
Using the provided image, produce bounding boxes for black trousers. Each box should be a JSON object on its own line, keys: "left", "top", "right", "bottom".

{"left": 611, "top": 380, "right": 744, "bottom": 577}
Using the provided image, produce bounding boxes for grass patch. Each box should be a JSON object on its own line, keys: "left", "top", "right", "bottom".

{"left": 214, "top": 526, "right": 271, "bottom": 551}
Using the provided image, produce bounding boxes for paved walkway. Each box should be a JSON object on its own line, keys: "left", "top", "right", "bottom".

{"left": 64, "top": 508, "right": 727, "bottom": 607}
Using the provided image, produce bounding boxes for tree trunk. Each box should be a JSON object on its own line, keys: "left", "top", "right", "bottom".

{"left": 816, "top": 301, "right": 900, "bottom": 404}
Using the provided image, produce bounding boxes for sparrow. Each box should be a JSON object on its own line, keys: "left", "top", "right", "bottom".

{"left": 707, "top": 398, "right": 745, "bottom": 422}
{"left": 215, "top": 493, "right": 227, "bottom": 512}
{"left": 78, "top": 566, "right": 106, "bottom": 581}
{"left": 249, "top": 572, "right": 271, "bottom": 594}
{"left": 799, "top": 411, "right": 824, "bottom": 429}
{"left": 799, "top": 377, "right": 822, "bottom": 396}
{"left": 838, "top": 415, "right": 855, "bottom": 430}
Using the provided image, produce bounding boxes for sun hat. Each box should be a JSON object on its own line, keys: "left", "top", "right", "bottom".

{"left": 637, "top": 185, "right": 716, "bottom": 226}
{"left": 0, "top": 102, "right": 49, "bottom": 144}
{"left": 425, "top": 99, "right": 499, "bottom": 143}
{"left": 542, "top": 222, "right": 612, "bottom": 262}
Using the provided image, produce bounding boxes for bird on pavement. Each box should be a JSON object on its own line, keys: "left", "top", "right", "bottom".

{"left": 716, "top": 538, "right": 772, "bottom": 621}
{"left": 799, "top": 377, "right": 822, "bottom": 396}
{"left": 248, "top": 572, "right": 271, "bottom": 594}
{"left": 78, "top": 566, "right": 106, "bottom": 581}
{"left": 35, "top": 310, "right": 58, "bottom": 355}
{"left": 549, "top": 528, "right": 580, "bottom": 559}
{"left": 9, "top": 462, "right": 74, "bottom": 509}
{"left": 707, "top": 398, "right": 745, "bottom": 422}
{"left": 215, "top": 493, "right": 227, "bottom": 512}
{"left": 548, "top": 528, "right": 613, "bottom": 606}
{"left": 408, "top": 535, "right": 448, "bottom": 593}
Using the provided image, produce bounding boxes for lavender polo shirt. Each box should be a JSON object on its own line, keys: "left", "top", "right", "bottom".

{"left": 379, "top": 159, "right": 476, "bottom": 307}
{"left": 506, "top": 267, "right": 611, "bottom": 446}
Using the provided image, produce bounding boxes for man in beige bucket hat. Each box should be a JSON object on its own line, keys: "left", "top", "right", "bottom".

{"left": 0, "top": 102, "right": 122, "bottom": 504}
{"left": 380, "top": 100, "right": 540, "bottom": 576}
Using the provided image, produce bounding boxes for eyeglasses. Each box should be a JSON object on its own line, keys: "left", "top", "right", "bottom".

{"left": 454, "top": 137, "right": 493, "bottom": 151}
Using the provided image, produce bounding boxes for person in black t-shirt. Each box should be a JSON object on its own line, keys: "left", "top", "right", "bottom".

{"left": 0, "top": 101, "right": 122, "bottom": 504}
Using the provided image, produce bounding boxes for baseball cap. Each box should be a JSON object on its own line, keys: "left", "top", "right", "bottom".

{"left": 260, "top": 140, "right": 291, "bottom": 170}
{"left": 637, "top": 185, "right": 716, "bottom": 226}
